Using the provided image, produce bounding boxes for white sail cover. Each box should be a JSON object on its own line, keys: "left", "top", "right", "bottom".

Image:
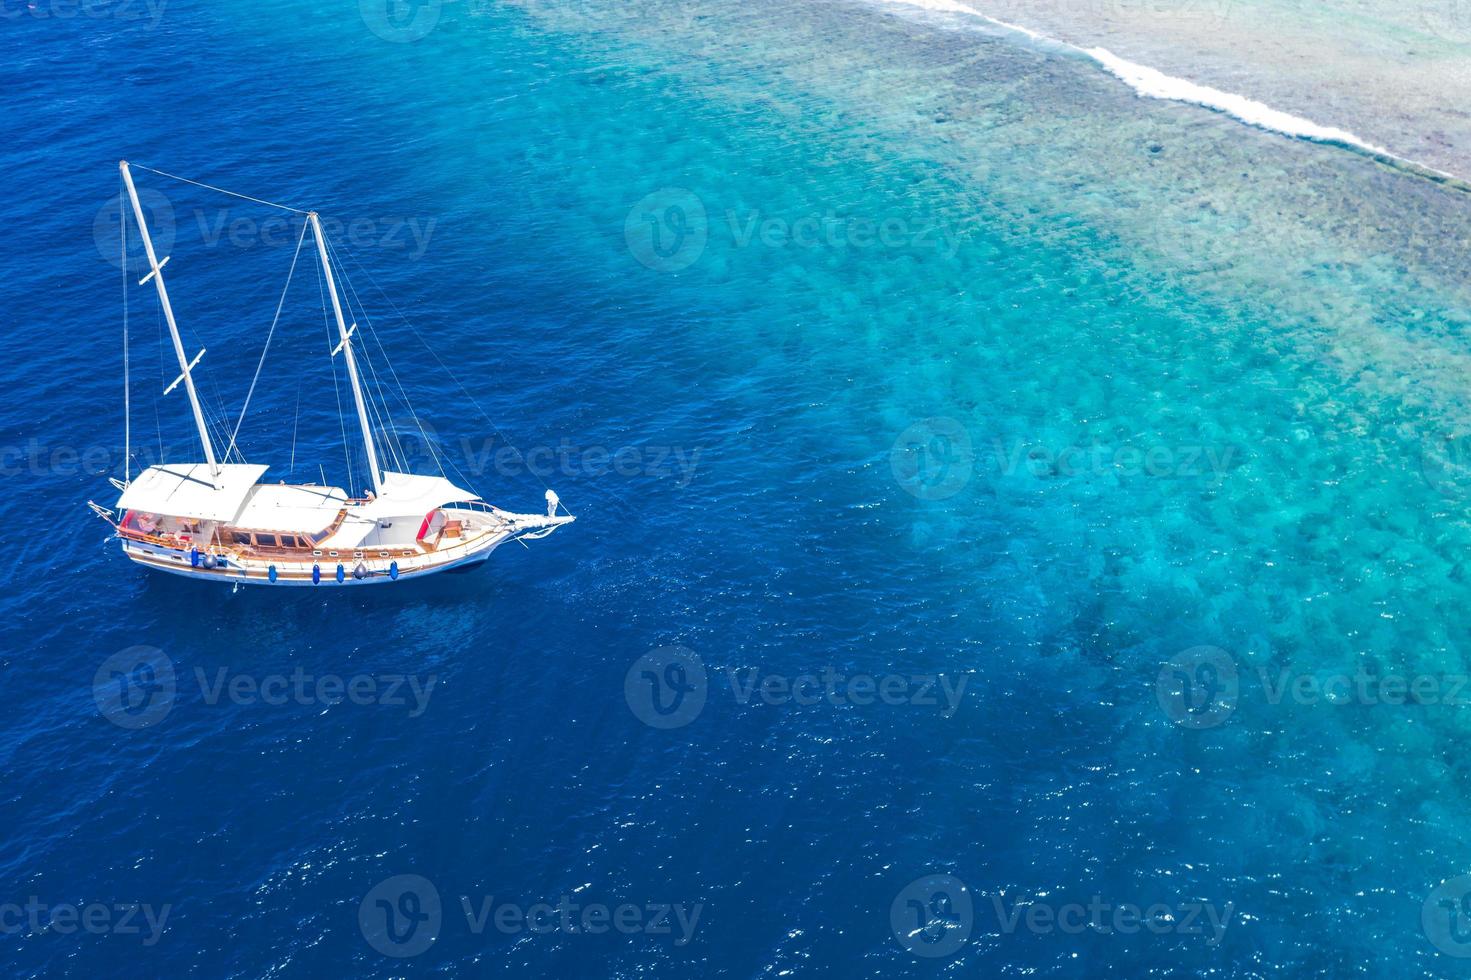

{"left": 116, "top": 463, "right": 269, "bottom": 523}
{"left": 354, "top": 471, "right": 480, "bottom": 519}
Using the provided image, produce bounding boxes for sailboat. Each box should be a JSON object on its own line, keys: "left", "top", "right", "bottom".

{"left": 88, "top": 161, "right": 574, "bottom": 586}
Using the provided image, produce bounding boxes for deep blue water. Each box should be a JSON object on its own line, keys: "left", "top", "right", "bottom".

{"left": 7, "top": 0, "right": 1471, "bottom": 976}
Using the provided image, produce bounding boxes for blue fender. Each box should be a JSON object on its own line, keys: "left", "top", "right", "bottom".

{"left": 335, "top": 563, "right": 345, "bottom": 584}
{"left": 189, "top": 548, "right": 200, "bottom": 567}
{"left": 311, "top": 564, "right": 321, "bottom": 585}
{"left": 267, "top": 565, "right": 277, "bottom": 584}
{"left": 389, "top": 561, "right": 399, "bottom": 581}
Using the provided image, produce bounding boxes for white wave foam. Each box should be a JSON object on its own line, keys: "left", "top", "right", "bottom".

{"left": 874, "top": 0, "right": 1047, "bottom": 41}
{"left": 869, "top": 0, "right": 1463, "bottom": 184}
{"left": 1085, "top": 47, "right": 1393, "bottom": 155}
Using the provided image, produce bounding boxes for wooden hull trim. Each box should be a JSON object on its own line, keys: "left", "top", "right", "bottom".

{"left": 119, "top": 534, "right": 505, "bottom": 586}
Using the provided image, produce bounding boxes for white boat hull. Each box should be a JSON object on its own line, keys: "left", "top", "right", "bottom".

{"left": 115, "top": 507, "right": 571, "bottom": 586}
{"left": 119, "top": 534, "right": 504, "bottom": 586}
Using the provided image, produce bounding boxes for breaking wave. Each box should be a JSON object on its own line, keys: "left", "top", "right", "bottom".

{"left": 870, "top": 0, "right": 1466, "bottom": 186}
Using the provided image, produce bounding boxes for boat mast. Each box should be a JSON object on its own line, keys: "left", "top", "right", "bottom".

{"left": 308, "top": 212, "right": 384, "bottom": 497}
{"left": 119, "top": 161, "right": 221, "bottom": 487}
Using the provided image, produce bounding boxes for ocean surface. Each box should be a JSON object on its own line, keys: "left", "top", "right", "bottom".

{"left": 5, "top": 0, "right": 1471, "bottom": 975}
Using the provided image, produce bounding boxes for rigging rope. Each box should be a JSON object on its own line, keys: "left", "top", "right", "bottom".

{"left": 130, "top": 164, "right": 310, "bottom": 215}
{"left": 200, "top": 356, "right": 238, "bottom": 464}
{"left": 356, "top": 306, "right": 468, "bottom": 488}
{"left": 289, "top": 375, "right": 304, "bottom": 477}
{"left": 332, "top": 244, "right": 569, "bottom": 513}
{"left": 223, "top": 220, "right": 310, "bottom": 463}
{"left": 355, "top": 313, "right": 414, "bottom": 476}
{"left": 335, "top": 287, "right": 405, "bottom": 473}
{"left": 327, "top": 236, "right": 442, "bottom": 479}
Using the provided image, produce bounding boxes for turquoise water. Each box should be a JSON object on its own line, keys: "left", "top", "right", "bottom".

{"left": 5, "top": 0, "right": 1471, "bottom": 974}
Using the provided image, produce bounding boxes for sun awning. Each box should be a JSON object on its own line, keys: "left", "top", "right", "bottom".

{"left": 354, "top": 472, "right": 480, "bottom": 520}
{"left": 115, "top": 463, "right": 269, "bottom": 523}
{"left": 232, "top": 483, "right": 349, "bottom": 534}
